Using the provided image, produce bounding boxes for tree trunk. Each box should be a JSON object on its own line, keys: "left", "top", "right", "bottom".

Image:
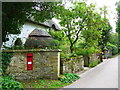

{"left": 0, "top": 42, "right": 2, "bottom": 50}
{"left": 70, "top": 44, "right": 73, "bottom": 53}
{"left": 99, "top": 53, "right": 103, "bottom": 62}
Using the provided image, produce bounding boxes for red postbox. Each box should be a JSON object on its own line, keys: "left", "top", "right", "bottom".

{"left": 27, "top": 53, "right": 33, "bottom": 70}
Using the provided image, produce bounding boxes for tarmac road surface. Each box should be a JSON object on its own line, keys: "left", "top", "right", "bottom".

{"left": 64, "top": 55, "right": 119, "bottom": 88}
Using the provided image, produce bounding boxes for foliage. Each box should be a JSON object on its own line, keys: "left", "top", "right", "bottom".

{"left": 60, "top": 73, "right": 80, "bottom": 83}
{"left": 75, "top": 43, "right": 98, "bottom": 56}
{"left": 55, "top": 1, "right": 107, "bottom": 53}
{"left": 48, "top": 29, "right": 65, "bottom": 49}
{"left": 116, "top": 1, "right": 120, "bottom": 52}
{"left": 10, "top": 38, "right": 24, "bottom": 50}
{"left": 2, "top": 53, "right": 13, "bottom": 74}
{"left": 2, "top": 75, "right": 23, "bottom": 89}
{"left": 14, "top": 38, "right": 23, "bottom": 46}
{"left": 109, "top": 33, "right": 119, "bottom": 46}
{"left": 12, "top": 45, "right": 25, "bottom": 50}
{"left": 116, "top": 1, "right": 120, "bottom": 33}
{"left": 49, "top": 29, "right": 65, "bottom": 41}
{"left": 2, "top": 2, "right": 58, "bottom": 44}
{"left": 89, "top": 60, "right": 100, "bottom": 67}
{"left": 98, "top": 22, "right": 112, "bottom": 51}
{"left": 106, "top": 43, "right": 118, "bottom": 55}
{"left": 49, "top": 29, "right": 71, "bottom": 59}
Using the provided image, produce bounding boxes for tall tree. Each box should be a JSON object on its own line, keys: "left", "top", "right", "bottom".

{"left": 56, "top": 2, "right": 106, "bottom": 53}
{"left": 98, "top": 21, "right": 112, "bottom": 51}
{"left": 98, "top": 6, "right": 112, "bottom": 51}
{"left": 116, "top": 1, "right": 120, "bottom": 52}
{"left": 2, "top": 2, "right": 57, "bottom": 46}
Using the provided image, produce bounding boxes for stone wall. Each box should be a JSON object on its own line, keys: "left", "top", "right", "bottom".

{"left": 60, "top": 56, "right": 83, "bottom": 74}
{"left": 83, "top": 54, "right": 100, "bottom": 67}
{"left": 2, "top": 49, "right": 61, "bottom": 80}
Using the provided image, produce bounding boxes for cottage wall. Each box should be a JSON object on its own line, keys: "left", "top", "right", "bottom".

{"left": 3, "top": 49, "right": 61, "bottom": 80}
{"left": 2, "top": 22, "right": 49, "bottom": 48}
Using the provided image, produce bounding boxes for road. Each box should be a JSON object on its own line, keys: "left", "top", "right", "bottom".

{"left": 64, "top": 56, "right": 119, "bottom": 88}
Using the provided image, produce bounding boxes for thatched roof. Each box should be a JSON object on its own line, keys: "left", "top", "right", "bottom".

{"left": 29, "top": 29, "right": 51, "bottom": 37}
{"left": 25, "top": 29, "right": 55, "bottom": 48}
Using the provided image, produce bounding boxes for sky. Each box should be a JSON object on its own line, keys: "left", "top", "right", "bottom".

{"left": 62, "top": 0, "right": 119, "bottom": 32}
{"left": 86, "top": 0, "right": 119, "bottom": 33}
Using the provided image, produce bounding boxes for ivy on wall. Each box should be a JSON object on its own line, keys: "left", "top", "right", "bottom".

{"left": 1, "top": 52, "right": 13, "bottom": 75}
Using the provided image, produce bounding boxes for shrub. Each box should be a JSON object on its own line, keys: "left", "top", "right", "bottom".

{"left": 12, "top": 45, "right": 24, "bottom": 50}
{"left": 2, "top": 75, "right": 23, "bottom": 89}
{"left": 2, "top": 53, "right": 13, "bottom": 74}
{"left": 89, "top": 60, "right": 100, "bottom": 67}
{"left": 107, "top": 43, "right": 118, "bottom": 55}
{"left": 60, "top": 73, "right": 80, "bottom": 83}
{"left": 11, "top": 38, "right": 24, "bottom": 50}
{"left": 14, "top": 38, "right": 23, "bottom": 46}
{"left": 70, "top": 53, "right": 77, "bottom": 57}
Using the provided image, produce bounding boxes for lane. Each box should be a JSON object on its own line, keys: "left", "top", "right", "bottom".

{"left": 64, "top": 56, "right": 118, "bottom": 88}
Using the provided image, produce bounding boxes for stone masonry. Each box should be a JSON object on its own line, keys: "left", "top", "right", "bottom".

{"left": 61, "top": 56, "right": 83, "bottom": 74}
{"left": 83, "top": 54, "right": 100, "bottom": 67}
{"left": 2, "top": 49, "right": 61, "bottom": 80}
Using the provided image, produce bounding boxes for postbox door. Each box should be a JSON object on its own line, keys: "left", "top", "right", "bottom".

{"left": 27, "top": 53, "right": 33, "bottom": 70}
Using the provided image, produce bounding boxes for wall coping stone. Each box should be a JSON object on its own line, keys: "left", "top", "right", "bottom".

{"left": 61, "top": 55, "right": 83, "bottom": 62}
{"left": 1, "top": 49, "right": 62, "bottom": 53}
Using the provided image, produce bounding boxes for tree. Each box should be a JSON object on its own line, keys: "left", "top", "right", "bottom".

{"left": 95, "top": 6, "right": 112, "bottom": 51}
{"left": 56, "top": 2, "right": 105, "bottom": 53}
{"left": 98, "top": 21, "right": 112, "bottom": 51}
{"left": 109, "top": 33, "right": 119, "bottom": 46}
{"left": 2, "top": 2, "right": 57, "bottom": 47}
{"left": 116, "top": 1, "right": 120, "bottom": 52}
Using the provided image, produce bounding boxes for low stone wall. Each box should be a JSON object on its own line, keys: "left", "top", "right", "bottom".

{"left": 83, "top": 54, "right": 100, "bottom": 67}
{"left": 2, "top": 49, "right": 61, "bottom": 80}
{"left": 60, "top": 56, "right": 83, "bottom": 74}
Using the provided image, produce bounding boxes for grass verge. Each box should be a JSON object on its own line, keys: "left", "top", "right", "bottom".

{"left": 20, "top": 79, "right": 71, "bottom": 88}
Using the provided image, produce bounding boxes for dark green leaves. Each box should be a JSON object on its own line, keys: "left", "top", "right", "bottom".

{"left": 60, "top": 73, "right": 80, "bottom": 83}
{"left": 2, "top": 75, "right": 23, "bottom": 89}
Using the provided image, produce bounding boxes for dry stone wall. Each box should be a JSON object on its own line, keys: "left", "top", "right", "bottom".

{"left": 61, "top": 56, "right": 83, "bottom": 74}
{"left": 83, "top": 54, "right": 100, "bottom": 67}
{"left": 2, "top": 49, "right": 61, "bottom": 80}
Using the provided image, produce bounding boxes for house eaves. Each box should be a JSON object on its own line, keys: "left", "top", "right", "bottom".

{"left": 27, "top": 20, "right": 51, "bottom": 28}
